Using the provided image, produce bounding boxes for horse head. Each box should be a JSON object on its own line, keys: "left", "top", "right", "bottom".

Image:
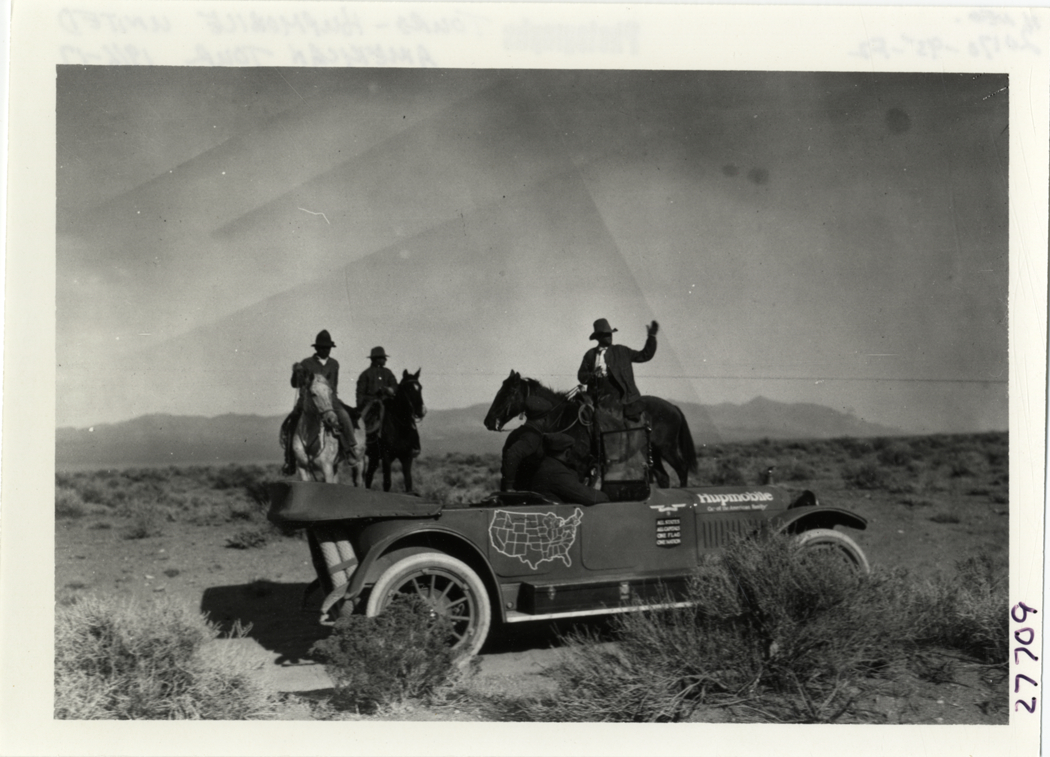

{"left": 308, "top": 373, "right": 339, "bottom": 427}
{"left": 399, "top": 369, "right": 426, "bottom": 422}
{"left": 484, "top": 370, "right": 528, "bottom": 431}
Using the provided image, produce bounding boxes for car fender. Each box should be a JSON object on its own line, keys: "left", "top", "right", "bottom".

{"left": 772, "top": 506, "right": 868, "bottom": 534}
{"left": 344, "top": 519, "right": 500, "bottom": 613}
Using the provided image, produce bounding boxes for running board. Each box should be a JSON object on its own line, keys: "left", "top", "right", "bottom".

{"left": 505, "top": 601, "right": 693, "bottom": 624}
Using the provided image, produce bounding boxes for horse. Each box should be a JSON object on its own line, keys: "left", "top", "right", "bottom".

{"left": 283, "top": 365, "right": 364, "bottom": 485}
{"left": 483, "top": 370, "right": 697, "bottom": 488}
{"left": 363, "top": 369, "right": 426, "bottom": 493}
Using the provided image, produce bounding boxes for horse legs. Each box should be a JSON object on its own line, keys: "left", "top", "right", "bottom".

{"left": 381, "top": 453, "right": 393, "bottom": 492}
{"left": 400, "top": 455, "right": 414, "bottom": 494}
{"left": 672, "top": 456, "right": 689, "bottom": 487}
{"left": 649, "top": 450, "right": 671, "bottom": 489}
{"left": 364, "top": 443, "right": 380, "bottom": 489}
{"left": 658, "top": 440, "right": 689, "bottom": 487}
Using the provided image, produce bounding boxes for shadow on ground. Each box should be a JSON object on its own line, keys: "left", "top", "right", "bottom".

{"left": 202, "top": 579, "right": 620, "bottom": 664}
{"left": 201, "top": 581, "right": 330, "bottom": 664}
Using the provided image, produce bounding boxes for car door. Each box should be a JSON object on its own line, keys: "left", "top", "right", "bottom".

{"left": 580, "top": 427, "right": 697, "bottom": 575}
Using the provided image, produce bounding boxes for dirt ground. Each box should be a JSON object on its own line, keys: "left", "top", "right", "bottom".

{"left": 55, "top": 463, "right": 1009, "bottom": 724}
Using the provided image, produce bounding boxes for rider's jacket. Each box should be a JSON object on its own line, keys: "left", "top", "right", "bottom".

{"left": 499, "top": 422, "right": 545, "bottom": 492}
{"left": 292, "top": 355, "right": 341, "bottom": 393}
{"left": 356, "top": 364, "right": 398, "bottom": 408}
{"left": 529, "top": 456, "right": 610, "bottom": 506}
{"left": 577, "top": 334, "right": 656, "bottom": 407}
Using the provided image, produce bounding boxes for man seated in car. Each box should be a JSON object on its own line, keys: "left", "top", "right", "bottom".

{"left": 528, "top": 433, "right": 610, "bottom": 506}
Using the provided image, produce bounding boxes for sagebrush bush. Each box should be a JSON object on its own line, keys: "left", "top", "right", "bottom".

{"left": 210, "top": 463, "right": 267, "bottom": 490}
{"left": 524, "top": 533, "right": 909, "bottom": 723}
{"left": 122, "top": 512, "right": 165, "bottom": 540}
{"left": 225, "top": 524, "right": 273, "bottom": 549}
{"left": 911, "top": 555, "right": 1008, "bottom": 663}
{"left": 522, "top": 534, "right": 1006, "bottom": 724}
{"left": 56, "top": 487, "right": 88, "bottom": 518}
{"left": 710, "top": 458, "right": 747, "bottom": 486}
{"left": 877, "top": 441, "right": 915, "bottom": 467}
{"left": 55, "top": 595, "right": 278, "bottom": 719}
{"left": 842, "top": 461, "right": 889, "bottom": 490}
{"left": 837, "top": 438, "right": 875, "bottom": 459}
{"left": 311, "top": 595, "right": 457, "bottom": 713}
{"left": 778, "top": 460, "right": 816, "bottom": 481}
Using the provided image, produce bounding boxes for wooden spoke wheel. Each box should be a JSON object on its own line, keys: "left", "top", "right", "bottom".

{"left": 365, "top": 552, "right": 492, "bottom": 658}
{"left": 796, "top": 528, "right": 871, "bottom": 575}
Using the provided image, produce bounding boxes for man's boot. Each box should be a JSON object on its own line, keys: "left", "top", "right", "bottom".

{"left": 281, "top": 413, "right": 298, "bottom": 475}
{"left": 282, "top": 439, "right": 297, "bottom": 475}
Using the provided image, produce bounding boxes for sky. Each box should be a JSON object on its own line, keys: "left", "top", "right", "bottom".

{"left": 56, "top": 67, "right": 1009, "bottom": 434}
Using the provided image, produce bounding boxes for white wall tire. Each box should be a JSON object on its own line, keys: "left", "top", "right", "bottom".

{"left": 365, "top": 552, "right": 492, "bottom": 659}
{"left": 796, "top": 528, "right": 871, "bottom": 575}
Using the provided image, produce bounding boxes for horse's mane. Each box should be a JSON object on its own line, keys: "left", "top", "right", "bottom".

{"left": 519, "top": 377, "right": 587, "bottom": 428}
{"left": 293, "top": 363, "right": 330, "bottom": 388}
{"left": 521, "top": 376, "right": 573, "bottom": 403}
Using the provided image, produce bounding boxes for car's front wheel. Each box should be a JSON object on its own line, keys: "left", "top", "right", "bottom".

{"left": 365, "top": 552, "right": 492, "bottom": 658}
{"left": 796, "top": 528, "right": 871, "bottom": 575}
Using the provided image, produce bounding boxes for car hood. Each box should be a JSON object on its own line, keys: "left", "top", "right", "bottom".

{"left": 648, "top": 485, "right": 793, "bottom": 515}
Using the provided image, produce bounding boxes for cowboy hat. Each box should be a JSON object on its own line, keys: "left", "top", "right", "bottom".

{"left": 369, "top": 346, "right": 390, "bottom": 359}
{"left": 313, "top": 330, "right": 336, "bottom": 348}
{"left": 589, "top": 318, "right": 618, "bottom": 340}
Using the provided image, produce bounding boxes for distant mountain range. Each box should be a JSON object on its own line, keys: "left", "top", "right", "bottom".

{"left": 55, "top": 397, "right": 902, "bottom": 468}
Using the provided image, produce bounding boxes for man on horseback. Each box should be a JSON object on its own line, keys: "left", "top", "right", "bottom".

{"left": 356, "top": 346, "right": 421, "bottom": 458}
{"left": 499, "top": 396, "right": 553, "bottom": 492}
{"left": 281, "top": 330, "right": 358, "bottom": 476}
{"left": 577, "top": 318, "right": 659, "bottom": 423}
{"left": 356, "top": 346, "right": 398, "bottom": 409}
{"left": 528, "top": 433, "right": 610, "bottom": 506}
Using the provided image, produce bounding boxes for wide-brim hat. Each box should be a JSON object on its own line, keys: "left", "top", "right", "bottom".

{"left": 543, "top": 432, "right": 576, "bottom": 454}
{"left": 589, "top": 318, "right": 618, "bottom": 340}
{"left": 369, "top": 346, "right": 390, "bottom": 359}
{"left": 313, "top": 330, "right": 336, "bottom": 348}
{"left": 523, "top": 396, "right": 553, "bottom": 420}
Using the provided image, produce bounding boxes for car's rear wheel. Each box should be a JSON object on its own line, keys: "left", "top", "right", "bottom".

{"left": 796, "top": 528, "right": 870, "bottom": 575}
{"left": 365, "top": 552, "right": 492, "bottom": 659}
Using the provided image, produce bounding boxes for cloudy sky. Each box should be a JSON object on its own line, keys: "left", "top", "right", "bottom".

{"left": 56, "top": 67, "right": 1009, "bottom": 434}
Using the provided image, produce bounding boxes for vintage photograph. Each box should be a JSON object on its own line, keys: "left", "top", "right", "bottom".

{"left": 3, "top": 2, "right": 1047, "bottom": 755}
{"left": 54, "top": 65, "right": 1011, "bottom": 723}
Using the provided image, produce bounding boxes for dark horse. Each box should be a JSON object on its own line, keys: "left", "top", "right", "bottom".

{"left": 363, "top": 369, "right": 426, "bottom": 493}
{"left": 483, "top": 370, "right": 697, "bottom": 488}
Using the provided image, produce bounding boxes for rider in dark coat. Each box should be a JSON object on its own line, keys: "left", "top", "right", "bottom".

{"left": 577, "top": 318, "right": 658, "bottom": 422}
{"left": 356, "top": 346, "right": 399, "bottom": 410}
{"left": 282, "top": 330, "right": 357, "bottom": 475}
{"left": 356, "top": 346, "right": 421, "bottom": 457}
{"left": 528, "top": 433, "right": 610, "bottom": 506}
{"left": 499, "top": 396, "right": 553, "bottom": 492}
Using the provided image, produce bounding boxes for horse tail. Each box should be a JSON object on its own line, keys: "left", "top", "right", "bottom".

{"left": 677, "top": 408, "right": 698, "bottom": 472}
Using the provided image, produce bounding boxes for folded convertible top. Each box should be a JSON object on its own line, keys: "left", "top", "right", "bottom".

{"left": 267, "top": 481, "right": 442, "bottom": 524}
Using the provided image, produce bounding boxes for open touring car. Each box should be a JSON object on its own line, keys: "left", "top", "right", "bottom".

{"left": 267, "top": 426, "right": 870, "bottom": 657}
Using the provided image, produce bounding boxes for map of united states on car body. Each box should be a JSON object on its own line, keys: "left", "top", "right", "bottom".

{"left": 488, "top": 508, "right": 584, "bottom": 570}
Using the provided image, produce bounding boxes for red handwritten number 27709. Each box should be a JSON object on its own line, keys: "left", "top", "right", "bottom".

{"left": 1012, "top": 602, "right": 1038, "bottom": 713}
